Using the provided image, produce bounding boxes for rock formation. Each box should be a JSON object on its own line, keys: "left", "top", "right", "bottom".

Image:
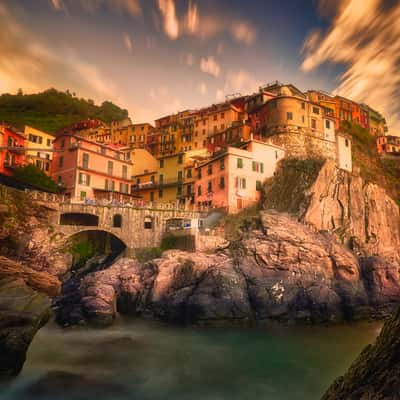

{"left": 75, "top": 211, "right": 399, "bottom": 326}
{"left": 322, "top": 306, "right": 400, "bottom": 400}
{"left": 0, "top": 257, "right": 61, "bottom": 378}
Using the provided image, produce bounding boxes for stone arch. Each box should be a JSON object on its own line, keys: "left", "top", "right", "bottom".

{"left": 60, "top": 212, "right": 99, "bottom": 226}
{"left": 113, "top": 214, "right": 122, "bottom": 228}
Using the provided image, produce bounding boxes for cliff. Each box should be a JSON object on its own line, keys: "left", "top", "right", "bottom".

{"left": 322, "top": 306, "right": 400, "bottom": 400}
{"left": 72, "top": 211, "right": 392, "bottom": 326}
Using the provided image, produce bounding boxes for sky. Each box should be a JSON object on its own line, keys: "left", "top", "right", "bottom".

{"left": 0, "top": 0, "right": 399, "bottom": 131}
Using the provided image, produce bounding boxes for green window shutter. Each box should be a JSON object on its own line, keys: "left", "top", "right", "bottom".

{"left": 87, "top": 174, "right": 91, "bottom": 186}
{"left": 252, "top": 161, "right": 256, "bottom": 171}
{"left": 237, "top": 158, "right": 243, "bottom": 168}
{"left": 260, "top": 163, "right": 264, "bottom": 173}
{"left": 243, "top": 179, "right": 246, "bottom": 189}
{"left": 256, "top": 180, "right": 262, "bottom": 191}
{"left": 79, "top": 173, "right": 83, "bottom": 184}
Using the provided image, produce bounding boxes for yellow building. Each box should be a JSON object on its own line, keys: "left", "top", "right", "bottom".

{"left": 112, "top": 123, "right": 154, "bottom": 147}
{"left": 24, "top": 126, "right": 54, "bottom": 175}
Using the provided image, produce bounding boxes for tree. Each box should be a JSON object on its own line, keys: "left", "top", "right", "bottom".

{"left": 12, "top": 164, "right": 59, "bottom": 193}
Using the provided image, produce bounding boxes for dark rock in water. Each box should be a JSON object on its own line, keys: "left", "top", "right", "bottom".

{"left": 0, "top": 277, "right": 51, "bottom": 379}
{"left": 322, "top": 307, "right": 400, "bottom": 400}
{"left": 23, "top": 371, "right": 129, "bottom": 399}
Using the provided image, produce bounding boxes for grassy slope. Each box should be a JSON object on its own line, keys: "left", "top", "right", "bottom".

{"left": 0, "top": 88, "right": 129, "bottom": 134}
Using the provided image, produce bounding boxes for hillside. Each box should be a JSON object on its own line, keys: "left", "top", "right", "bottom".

{"left": 0, "top": 89, "right": 129, "bottom": 134}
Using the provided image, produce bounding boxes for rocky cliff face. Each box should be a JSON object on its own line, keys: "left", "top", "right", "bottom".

{"left": 74, "top": 211, "right": 399, "bottom": 326}
{"left": 0, "top": 257, "right": 61, "bottom": 378}
{"left": 322, "top": 306, "right": 400, "bottom": 400}
{"left": 303, "top": 160, "right": 400, "bottom": 258}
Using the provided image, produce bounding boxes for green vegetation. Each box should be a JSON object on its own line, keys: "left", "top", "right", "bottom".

{"left": 0, "top": 88, "right": 129, "bottom": 133}
{"left": 12, "top": 164, "right": 59, "bottom": 193}
{"left": 263, "top": 158, "right": 325, "bottom": 214}
{"left": 135, "top": 247, "right": 163, "bottom": 263}
{"left": 341, "top": 121, "right": 400, "bottom": 202}
{"left": 223, "top": 205, "right": 262, "bottom": 242}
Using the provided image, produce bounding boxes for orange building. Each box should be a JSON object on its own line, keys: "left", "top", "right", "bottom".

{"left": 376, "top": 135, "right": 400, "bottom": 156}
{"left": 51, "top": 133, "right": 134, "bottom": 203}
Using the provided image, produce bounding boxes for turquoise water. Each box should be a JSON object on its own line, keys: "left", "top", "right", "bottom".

{"left": 2, "top": 317, "right": 381, "bottom": 400}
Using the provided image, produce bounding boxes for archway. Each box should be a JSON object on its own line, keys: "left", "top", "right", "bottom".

{"left": 60, "top": 213, "right": 99, "bottom": 226}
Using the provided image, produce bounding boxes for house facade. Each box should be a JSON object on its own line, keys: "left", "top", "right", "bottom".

{"left": 25, "top": 125, "right": 54, "bottom": 175}
{"left": 51, "top": 133, "right": 133, "bottom": 202}
{"left": 0, "top": 124, "right": 26, "bottom": 176}
{"left": 194, "top": 140, "right": 285, "bottom": 213}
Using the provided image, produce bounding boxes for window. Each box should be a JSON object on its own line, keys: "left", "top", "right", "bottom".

{"left": 325, "top": 120, "right": 331, "bottom": 129}
{"left": 207, "top": 164, "right": 213, "bottom": 175}
{"left": 151, "top": 175, "right": 155, "bottom": 184}
{"left": 221, "top": 112, "right": 225, "bottom": 119}
{"left": 59, "top": 156, "right": 64, "bottom": 168}
{"left": 113, "top": 214, "right": 122, "bottom": 228}
{"left": 301, "top": 102, "right": 305, "bottom": 110}
{"left": 302, "top": 116, "right": 305, "bottom": 123}
{"left": 256, "top": 180, "right": 262, "bottom": 191}
{"left": 220, "top": 159, "right": 225, "bottom": 170}
{"left": 47, "top": 139, "right": 51, "bottom": 146}
{"left": 219, "top": 176, "right": 225, "bottom": 189}
{"left": 122, "top": 165, "right": 128, "bottom": 179}
{"left": 252, "top": 161, "right": 264, "bottom": 173}
{"left": 214, "top": 114, "right": 217, "bottom": 121}
{"left": 79, "top": 173, "right": 90, "bottom": 186}
{"left": 160, "top": 159, "right": 164, "bottom": 168}
{"left": 101, "top": 147, "right": 106, "bottom": 155}
{"left": 178, "top": 153, "right": 183, "bottom": 164}
{"left": 345, "top": 139, "right": 349, "bottom": 147}
{"left": 178, "top": 171, "right": 183, "bottom": 183}
{"left": 80, "top": 191, "right": 86, "bottom": 200}
{"left": 221, "top": 124, "right": 225, "bottom": 130}
{"left": 159, "top": 189, "right": 163, "bottom": 198}
{"left": 144, "top": 216, "right": 153, "bottom": 229}
{"left": 197, "top": 185, "right": 202, "bottom": 196}
{"left": 237, "top": 177, "right": 246, "bottom": 189}
{"left": 237, "top": 158, "right": 243, "bottom": 169}
{"left": 207, "top": 181, "right": 212, "bottom": 193}
{"left": 159, "top": 174, "right": 164, "bottom": 185}
{"left": 311, "top": 119, "right": 317, "bottom": 129}
{"left": 287, "top": 112, "right": 293, "bottom": 120}
{"left": 198, "top": 169, "right": 202, "bottom": 179}
{"left": 150, "top": 192, "right": 154, "bottom": 202}
{"left": 313, "top": 107, "right": 320, "bottom": 114}
{"left": 107, "top": 161, "right": 113, "bottom": 175}
{"left": 187, "top": 169, "right": 192, "bottom": 178}
{"left": 177, "top": 185, "right": 182, "bottom": 196}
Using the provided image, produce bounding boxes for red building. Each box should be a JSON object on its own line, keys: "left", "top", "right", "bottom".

{"left": 0, "top": 123, "right": 26, "bottom": 176}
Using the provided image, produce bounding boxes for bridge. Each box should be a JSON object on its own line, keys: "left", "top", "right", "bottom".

{"left": 54, "top": 202, "right": 204, "bottom": 256}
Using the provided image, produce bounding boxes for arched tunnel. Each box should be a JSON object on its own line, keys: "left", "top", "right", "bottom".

{"left": 67, "top": 230, "right": 127, "bottom": 271}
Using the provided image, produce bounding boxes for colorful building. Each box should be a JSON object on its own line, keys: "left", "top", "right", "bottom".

{"left": 112, "top": 122, "right": 154, "bottom": 147}
{"left": 51, "top": 133, "right": 134, "bottom": 203}
{"left": 194, "top": 140, "right": 285, "bottom": 213}
{"left": 376, "top": 135, "right": 400, "bottom": 156}
{"left": 0, "top": 123, "right": 26, "bottom": 176}
{"left": 24, "top": 125, "right": 54, "bottom": 175}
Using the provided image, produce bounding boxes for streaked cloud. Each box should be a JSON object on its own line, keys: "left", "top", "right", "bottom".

{"left": 123, "top": 33, "right": 133, "bottom": 53}
{"left": 224, "top": 69, "right": 260, "bottom": 95}
{"left": 0, "top": 3, "right": 116, "bottom": 102}
{"left": 200, "top": 56, "right": 221, "bottom": 78}
{"left": 302, "top": 0, "right": 400, "bottom": 131}
{"left": 198, "top": 82, "right": 208, "bottom": 95}
{"left": 49, "top": 0, "right": 142, "bottom": 17}
{"left": 157, "top": 0, "right": 179, "bottom": 40}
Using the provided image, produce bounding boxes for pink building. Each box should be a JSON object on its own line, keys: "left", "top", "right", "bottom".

{"left": 195, "top": 140, "right": 285, "bottom": 213}
{"left": 51, "top": 133, "right": 134, "bottom": 203}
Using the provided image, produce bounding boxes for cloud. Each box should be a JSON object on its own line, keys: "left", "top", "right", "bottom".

{"left": 200, "top": 56, "right": 221, "bottom": 78}
{"left": 185, "top": 53, "right": 194, "bottom": 66}
{"left": 155, "top": 0, "right": 256, "bottom": 45}
{"left": 302, "top": 0, "right": 400, "bottom": 131}
{"left": 49, "top": 0, "right": 142, "bottom": 17}
{"left": 123, "top": 33, "right": 133, "bottom": 53}
{"left": 157, "top": 0, "right": 179, "bottom": 40}
{"left": 224, "top": 69, "right": 260, "bottom": 94}
{"left": 216, "top": 89, "right": 225, "bottom": 102}
{"left": 0, "top": 3, "right": 117, "bottom": 103}
{"left": 231, "top": 22, "right": 256, "bottom": 45}
{"left": 198, "top": 82, "right": 207, "bottom": 95}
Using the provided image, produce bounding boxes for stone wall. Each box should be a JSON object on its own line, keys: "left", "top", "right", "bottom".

{"left": 266, "top": 128, "right": 337, "bottom": 160}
